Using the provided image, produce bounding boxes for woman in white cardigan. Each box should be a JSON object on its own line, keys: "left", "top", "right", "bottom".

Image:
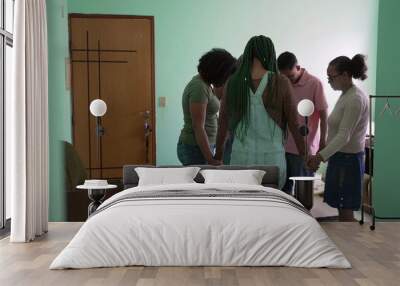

{"left": 307, "top": 54, "right": 369, "bottom": 221}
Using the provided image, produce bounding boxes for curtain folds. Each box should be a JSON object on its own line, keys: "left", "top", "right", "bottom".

{"left": 9, "top": 0, "right": 49, "bottom": 242}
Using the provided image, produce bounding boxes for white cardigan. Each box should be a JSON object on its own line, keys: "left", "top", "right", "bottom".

{"left": 319, "top": 85, "right": 369, "bottom": 160}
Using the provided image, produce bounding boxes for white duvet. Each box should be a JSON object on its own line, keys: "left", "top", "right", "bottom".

{"left": 50, "top": 183, "right": 351, "bottom": 269}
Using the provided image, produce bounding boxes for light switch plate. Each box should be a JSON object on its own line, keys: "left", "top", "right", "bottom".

{"left": 159, "top": 97, "right": 166, "bottom": 107}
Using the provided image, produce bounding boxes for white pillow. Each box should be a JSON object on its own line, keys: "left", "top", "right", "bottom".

{"left": 200, "top": 169, "right": 266, "bottom": 185}
{"left": 135, "top": 167, "right": 201, "bottom": 186}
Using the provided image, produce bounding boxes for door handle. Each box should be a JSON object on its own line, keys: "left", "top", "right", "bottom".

{"left": 141, "top": 110, "right": 152, "bottom": 163}
{"left": 141, "top": 110, "right": 152, "bottom": 136}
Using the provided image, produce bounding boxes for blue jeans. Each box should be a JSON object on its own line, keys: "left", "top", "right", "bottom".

{"left": 282, "top": 152, "right": 314, "bottom": 194}
{"left": 177, "top": 141, "right": 215, "bottom": 166}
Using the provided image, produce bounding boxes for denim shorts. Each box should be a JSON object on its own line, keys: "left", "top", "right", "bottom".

{"left": 177, "top": 141, "right": 215, "bottom": 166}
{"left": 324, "top": 152, "right": 364, "bottom": 210}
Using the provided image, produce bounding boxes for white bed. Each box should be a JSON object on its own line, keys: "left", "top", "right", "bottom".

{"left": 50, "top": 182, "right": 351, "bottom": 269}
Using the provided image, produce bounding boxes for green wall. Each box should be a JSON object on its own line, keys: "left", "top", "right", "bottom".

{"left": 373, "top": 0, "right": 400, "bottom": 218}
{"left": 67, "top": 0, "right": 378, "bottom": 164}
{"left": 47, "top": 0, "right": 379, "bottom": 221}
{"left": 47, "top": 0, "right": 72, "bottom": 221}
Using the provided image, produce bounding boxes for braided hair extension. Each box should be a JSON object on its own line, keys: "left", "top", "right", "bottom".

{"left": 227, "top": 35, "right": 278, "bottom": 140}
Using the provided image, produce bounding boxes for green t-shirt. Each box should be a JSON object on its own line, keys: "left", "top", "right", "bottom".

{"left": 179, "top": 75, "right": 220, "bottom": 145}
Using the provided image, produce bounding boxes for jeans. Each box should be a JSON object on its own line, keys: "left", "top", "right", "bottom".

{"left": 177, "top": 141, "right": 215, "bottom": 166}
{"left": 282, "top": 152, "right": 314, "bottom": 194}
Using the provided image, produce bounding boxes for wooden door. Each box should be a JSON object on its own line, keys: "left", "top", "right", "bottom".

{"left": 70, "top": 15, "right": 155, "bottom": 180}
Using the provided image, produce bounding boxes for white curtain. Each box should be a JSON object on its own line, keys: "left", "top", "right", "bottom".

{"left": 8, "top": 0, "right": 49, "bottom": 242}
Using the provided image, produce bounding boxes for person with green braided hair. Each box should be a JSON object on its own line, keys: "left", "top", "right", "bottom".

{"left": 215, "top": 35, "right": 306, "bottom": 188}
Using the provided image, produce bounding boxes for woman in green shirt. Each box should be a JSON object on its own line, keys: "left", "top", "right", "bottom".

{"left": 177, "top": 49, "right": 237, "bottom": 166}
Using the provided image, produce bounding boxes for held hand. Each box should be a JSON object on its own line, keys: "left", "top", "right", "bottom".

{"left": 304, "top": 155, "right": 315, "bottom": 170}
{"left": 307, "top": 155, "right": 321, "bottom": 172}
{"left": 208, "top": 158, "right": 222, "bottom": 166}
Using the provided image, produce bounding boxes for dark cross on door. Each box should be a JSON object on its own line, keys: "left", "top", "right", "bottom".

{"left": 71, "top": 31, "right": 137, "bottom": 179}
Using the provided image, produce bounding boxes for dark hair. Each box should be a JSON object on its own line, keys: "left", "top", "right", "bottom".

{"left": 329, "top": 54, "right": 368, "bottom": 81}
{"left": 197, "top": 48, "right": 237, "bottom": 87}
{"left": 277, "top": 51, "right": 298, "bottom": 70}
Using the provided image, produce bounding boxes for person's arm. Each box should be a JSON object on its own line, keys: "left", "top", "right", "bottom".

{"left": 306, "top": 153, "right": 324, "bottom": 171}
{"left": 214, "top": 91, "right": 229, "bottom": 161}
{"left": 190, "top": 103, "right": 220, "bottom": 165}
{"left": 318, "top": 109, "right": 328, "bottom": 151}
{"left": 281, "top": 77, "right": 306, "bottom": 156}
{"left": 318, "top": 97, "right": 363, "bottom": 161}
{"left": 313, "top": 80, "right": 329, "bottom": 151}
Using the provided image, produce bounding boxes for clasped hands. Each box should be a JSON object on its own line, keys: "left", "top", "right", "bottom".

{"left": 305, "top": 153, "right": 324, "bottom": 172}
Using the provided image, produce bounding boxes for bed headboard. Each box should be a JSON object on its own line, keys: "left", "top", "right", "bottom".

{"left": 123, "top": 165, "right": 280, "bottom": 189}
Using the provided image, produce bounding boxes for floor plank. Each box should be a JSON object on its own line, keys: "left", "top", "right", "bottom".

{"left": 0, "top": 222, "right": 399, "bottom": 286}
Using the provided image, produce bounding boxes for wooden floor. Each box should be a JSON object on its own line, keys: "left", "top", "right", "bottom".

{"left": 0, "top": 222, "right": 399, "bottom": 286}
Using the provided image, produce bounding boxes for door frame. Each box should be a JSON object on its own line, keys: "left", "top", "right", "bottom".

{"left": 68, "top": 14, "right": 156, "bottom": 169}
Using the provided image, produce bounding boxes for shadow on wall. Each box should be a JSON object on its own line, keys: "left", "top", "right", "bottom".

{"left": 62, "top": 141, "right": 123, "bottom": 222}
{"left": 63, "top": 140, "right": 89, "bottom": 221}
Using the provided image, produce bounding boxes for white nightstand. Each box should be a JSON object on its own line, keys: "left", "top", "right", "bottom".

{"left": 76, "top": 184, "right": 117, "bottom": 217}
